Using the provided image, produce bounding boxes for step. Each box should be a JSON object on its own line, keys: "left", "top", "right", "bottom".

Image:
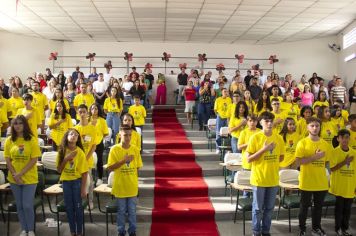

{"left": 141, "top": 149, "right": 220, "bottom": 162}
{"left": 143, "top": 136, "right": 209, "bottom": 150}
{"left": 143, "top": 129, "right": 207, "bottom": 138}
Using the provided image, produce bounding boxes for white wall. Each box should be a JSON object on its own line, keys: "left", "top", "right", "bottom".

{"left": 338, "top": 20, "right": 356, "bottom": 88}
{"left": 0, "top": 31, "right": 63, "bottom": 80}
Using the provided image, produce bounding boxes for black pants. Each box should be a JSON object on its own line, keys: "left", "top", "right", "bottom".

{"left": 298, "top": 190, "right": 327, "bottom": 231}
{"left": 95, "top": 140, "right": 104, "bottom": 179}
{"left": 335, "top": 196, "right": 353, "bottom": 231}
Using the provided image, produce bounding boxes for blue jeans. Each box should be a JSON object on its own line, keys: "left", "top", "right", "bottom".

{"left": 106, "top": 112, "right": 120, "bottom": 143}
{"left": 10, "top": 183, "right": 37, "bottom": 232}
{"left": 215, "top": 115, "right": 227, "bottom": 149}
{"left": 197, "top": 103, "right": 211, "bottom": 127}
{"left": 63, "top": 179, "right": 83, "bottom": 234}
{"left": 117, "top": 197, "right": 137, "bottom": 235}
{"left": 231, "top": 137, "right": 238, "bottom": 154}
{"left": 252, "top": 186, "right": 279, "bottom": 234}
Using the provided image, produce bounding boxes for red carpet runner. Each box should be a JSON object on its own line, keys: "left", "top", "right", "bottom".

{"left": 150, "top": 108, "right": 220, "bottom": 236}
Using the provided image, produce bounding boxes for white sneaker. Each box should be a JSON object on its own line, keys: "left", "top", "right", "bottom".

{"left": 28, "top": 231, "right": 35, "bottom": 236}
{"left": 19, "top": 231, "right": 27, "bottom": 236}
{"left": 215, "top": 149, "right": 220, "bottom": 154}
{"left": 96, "top": 179, "right": 103, "bottom": 186}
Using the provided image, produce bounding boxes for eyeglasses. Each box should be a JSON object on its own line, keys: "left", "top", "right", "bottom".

{"left": 272, "top": 103, "right": 280, "bottom": 106}
{"left": 13, "top": 122, "right": 23, "bottom": 125}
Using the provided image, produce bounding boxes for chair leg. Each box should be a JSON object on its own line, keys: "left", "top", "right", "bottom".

{"left": 234, "top": 191, "right": 240, "bottom": 223}
{"left": 57, "top": 211, "right": 60, "bottom": 236}
{"left": 34, "top": 209, "right": 36, "bottom": 232}
{"left": 106, "top": 212, "right": 109, "bottom": 236}
{"left": 42, "top": 203, "right": 46, "bottom": 221}
{"left": 288, "top": 207, "right": 291, "bottom": 233}
{"left": 7, "top": 211, "right": 10, "bottom": 236}
{"left": 324, "top": 206, "right": 328, "bottom": 218}
{"left": 243, "top": 209, "right": 246, "bottom": 235}
{"left": 83, "top": 208, "right": 85, "bottom": 236}
{"left": 230, "top": 185, "right": 233, "bottom": 204}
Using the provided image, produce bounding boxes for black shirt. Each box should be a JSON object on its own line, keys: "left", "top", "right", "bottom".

{"left": 244, "top": 75, "right": 253, "bottom": 88}
{"left": 177, "top": 73, "right": 188, "bottom": 85}
{"left": 129, "top": 86, "right": 145, "bottom": 100}
{"left": 146, "top": 74, "right": 154, "bottom": 90}
{"left": 1, "top": 85, "right": 9, "bottom": 99}
{"left": 249, "top": 85, "right": 262, "bottom": 101}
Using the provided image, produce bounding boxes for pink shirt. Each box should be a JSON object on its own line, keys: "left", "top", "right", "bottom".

{"left": 301, "top": 92, "right": 314, "bottom": 106}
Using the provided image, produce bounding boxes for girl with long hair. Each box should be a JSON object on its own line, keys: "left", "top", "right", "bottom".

{"left": 56, "top": 128, "right": 88, "bottom": 236}
{"left": 228, "top": 101, "right": 248, "bottom": 153}
{"left": 317, "top": 105, "right": 337, "bottom": 146}
{"left": 313, "top": 90, "right": 329, "bottom": 109}
{"left": 300, "top": 85, "right": 314, "bottom": 107}
{"left": 49, "top": 88, "right": 70, "bottom": 114}
{"left": 255, "top": 90, "right": 272, "bottom": 116}
{"left": 243, "top": 90, "right": 255, "bottom": 115}
{"left": 279, "top": 118, "right": 300, "bottom": 169}
{"left": 4, "top": 115, "right": 41, "bottom": 236}
{"left": 331, "top": 104, "right": 345, "bottom": 131}
{"left": 104, "top": 87, "right": 123, "bottom": 144}
{"left": 297, "top": 106, "right": 313, "bottom": 137}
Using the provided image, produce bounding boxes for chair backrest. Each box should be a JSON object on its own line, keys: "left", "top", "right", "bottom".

{"left": 207, "top": 119, "right": 216, "bottom": 129}
{"left": 38, "top": 138, "right": 45, "bottom": 146}
{"left": 41, "top": 151, "right": 58, "bottom": 171}
{"left": 0, "top": 170, "right": 5, "bottom": 185}
{"left": 72, "top": 119, "right": 77, "bottom": 126}
{"left": 104, "top": 128, "right": 112, "bottom": 142}
{"left": 92, "top": 152, "right": 98, "bottom": 169}
{"left": 325, "top": 168, "right": 330, "bottom": 181}
{"left": 0, "top": 151, "right": 4, "bottom": 162}
{"left": 234, "top": 170, "right": 251, "bottom": 186}
{"left": 224, "top": 152, "right": 242, "bottom": 165}
{"left": 1, "top": 137, "right": 6, "bottom": 150}
{"left": 46, "top": 127, "right": 51, "bottom": 139}
{"left": 136, "top": 127, "right": 142, "bottom": 135}
{"left": 37, "top": 128, "right": 42, "bottom": 135}
{"left": 107, "top": 172, "right": 115, "bottom": 187}
{"left": 279, "top": 169, "right": 299, "bottom": 184}
{"left": 36, "top": 171, "right": 45, "bottom": 195}
{"left": 220, "top": 127, "right": 229, "bottom": 136}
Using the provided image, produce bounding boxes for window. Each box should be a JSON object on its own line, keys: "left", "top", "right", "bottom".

{"left": 343, "top": 27, "right": 356, "bottom": 49}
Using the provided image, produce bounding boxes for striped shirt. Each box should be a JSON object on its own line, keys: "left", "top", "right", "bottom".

{"left": 331, "top": 86, "right": 346, "bottom": 103}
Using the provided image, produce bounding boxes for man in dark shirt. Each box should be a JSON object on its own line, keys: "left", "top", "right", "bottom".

{"left": 0, "top": 78, "right": 9, "bottom": 99}
{"left": 267, "top": 78, "right": 282, "bottom": 96}
{"left": 129, "top": 67, "right": 140, "bottom": 81}
{"left": 244, "top": 70, "right": 254, "bottom": 88}
{"left": 177, "top": 66, "right": 188, "bottom": 104}
{"left": 72, "top": 66, "right": 81, "bottom": 84}
{"left": 145, "top": 68, "right": 154, "bottom": 108}
{"left": 88, "top": 67, "right": 98, "bottom": 82}
{"left": 249, "top": 77, "right": 262, "bottom": 101}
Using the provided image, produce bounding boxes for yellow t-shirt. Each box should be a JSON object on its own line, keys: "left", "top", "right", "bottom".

{"left": 246, "top": 131, "right": 285, "bottom": 187}
{"left": 17, "top": 107, "right": 41, "bottom": 138}
{"left": 214, "top": 97, "right": 232, "bottom": 119}
{"left": 348, "top": 128, "right": 356, "bottom": 150}
{"left": 49, "top": 99, "right": 70, "bottom": 113}
{"left": 73, "top": 93, "right": 95, "bottom": 108}
{"left": 297, "top": 118, "right": 308, "bottom": 137}
{"left": 245, "top": 100, "right": 256, "bottom": 115}
{"left": 31, "top": 92, "right": 47, "bottom": 121}
{"left": 4, "top": 136, "right": 41, "bottom": 184}
{"left": 103, "top": 98, "right": 123, "bottom": 113}
{"left": 74, "top": 124, "right": 97, "bottom": 168}
{"left": 279, "top": 132, "right": 301, "bottom": 168}
{"left": 56, "top": 147, "right": 89, "bottom": 181}
{"left": 238, "top": 128, "right": 260, "bottom": 170}
{"left": 49, "top": 113, "right": 73, "bottom": 145}
{"left": 329, "top": 146, "right": 356, "bottom": 198}
{"left": 0, "top": 98, "right": 9, "bottom": 128}
{"left": 7, "top": 97, "right": 24, "bottom": 119}
{"left": 91, "top": 117, "right": 109, "bottom": 144}
{"left": 331, "top": 117, "right": 345, "bottom": 132}
{"left": 115, "top": 129, "right": 141, "bottom": 150}
{"left": 272, "top": 111, "right": 287, "bottom": 133}
{"left": 280, "top": 102, "right": 300, "bottom": 121}
{"left": 228, "top": 116, "right": 246, "bottom": 138}
{"left": 226, "top": 103, "right": 236, "bottom": 120}
{"left": 313, "top": 101, "right": 329, "bottom": 109}
{"left": 128, "top": 105, "right": 146, "bottom": 126}
{"left": 255, "top": 103, "right": 270, "bottom": 116}
{"left": 107, "top": 144, "right": 143, "bottom": 198}
{"left": 320, "top": 120, "right": 337, "bottom": 146}
{"left": 341, "top": 110, "right": 349, "bottom": 124}
{"left": 295, "top": 137, "right": 332, "bottom": 191}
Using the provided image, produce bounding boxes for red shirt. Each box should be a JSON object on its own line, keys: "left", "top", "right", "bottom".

{"left": 184, "top": 87, "right": 196, "bottom": 101}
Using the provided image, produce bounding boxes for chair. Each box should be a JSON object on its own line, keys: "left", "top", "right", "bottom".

{"left": 41, "top": 152, "right": 60, "bottom": 185}
{"left": 205, "top": 119, "right": 216, "bottom": 151}
{"left": 277, "top": 169, "right": 300, "bottom": 232}
{"left": 92, "top": 152, "right": 98, "bottom": 183}
{"left": 323, "top": 169, "right": 335, "bottom": 217}
{"left": 7, "top": 172, "right": 46, "bottom": 236}
{"left": 219, "top": 127, "right": 231, "bottom": 161}
{"left": 0, "top": 151, "right": 4, "bottom": 162}
{"left": 191, "top": 105, "right": 198, "bottom": 129}
{"left": 222, "top": 153, "right": 242, "bottom": 200}
{"left": 104, "top": 128, "right": 112, "bottom": 148}
{"left": 135, "top": 127, "right": 142, "bottom": 136}
{"left": 71, "top": 119, "right": 77, "bottom": 126}
{"left": 232, "top": 170, "right": 252, "bottom": 235}
{"left": 0, "top": 170, "right": 4, "bottom": 185}
{"left": 1, "top": 137, "right": 6, "bottom": 150}
{"left": 0, "top": 170, "right": 6, "bottom": 222}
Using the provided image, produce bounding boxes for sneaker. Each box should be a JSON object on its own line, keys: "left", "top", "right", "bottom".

{"left": 215, "top": 149, "right": 220, "bottom": 154}
{"left": 28, "top": 232, "right": 35, "bottom": 236}
{"left": 339, "top": 230, "right": 353, "bottom": 236}
{"left": 298, "top": 230, "right": 306, "bottom": 236}
{"left": 118, "top": 233, "right": 125, "bottom": 236}
{"left": 96, "top": 179, "right": 103, "bottom": 186}
{"left": 129, "top": 233, "right": 136, "bottom": 236}
{"left": 19, "top": 231, "right": 27, "bottom": 236}
{"left": 262, "top": 233, "right": 271, "bottom": 236}
{"left": 311, "top": 228, "right": 326, "bottom": 236}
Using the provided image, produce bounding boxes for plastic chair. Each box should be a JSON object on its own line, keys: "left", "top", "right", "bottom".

{"left": 41, "top": 152, "right": 60, "bottom": 185}
{"left": 206, "top": 119, "right": 216, "bottom": 151}
{"left": 219, "top": 127, "right": 231, "bottom": 160}
{"left": 223, "top": 153, "right": 242, "bottom": 199}
{"left": 0, "top": 151, "right": 4, "bottom": 162}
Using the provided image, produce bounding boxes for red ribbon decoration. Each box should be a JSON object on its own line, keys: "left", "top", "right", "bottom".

{"left": 198, "top": 53, "right": 207, "bottom": 62}
{"left": 269, "top": 55, "right": 279, "bottom": 64}
{"left": 86, "top": 53, "right": 96, "bottom": 61}
{"left": 216, "top": 63, "right": 225, "bottom": 71}
{"left": 145, "top": 63, "right": 153, "bottom": 69}
{"left": 235, "top": 54, "right": 244, "bottom": 63}
{"left": 179, "top": 63, "right": 187, "bottom": 69}
{"left": 104, "top": 60, "right": 113, "bottom": 70}
{"left": 48, "top": 52, "right": 58, "bottom": 60}
{"left": 162, "top": 52, "right": 171, "bottom": 62}
{"left": 124, "top": 52, "right": 133, "bottom": 61}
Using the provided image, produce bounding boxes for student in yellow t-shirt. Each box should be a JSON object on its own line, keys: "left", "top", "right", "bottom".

{"left": 214, "top": 88, "right": 232, "bottom": 154}
{"left": 104, "top": 87, "right": 123, "bottom": 144}
{"left": 244, "top": 90, "right": 256, "bottom": 115}
{"left": 331, "top": 104, "right": 345, "bottom": 132}
{"left": 271, "top": 98, "right": 287, "bottom": 133}
{"left": 347, "top": 114, "right": 356, "bottom": 150}
{"left": 73, "top": 83, "right": 95, "bottom": 119}
{"left": 56, "top": 128, "right": 89, "bottom": 236}
{"left": 269, "top": 85, "right": 283, "bottom": 103}
{"left": 49, "top": 88, "right": 70, "bottom": 114}
{"left": 246, "top": 111, "right": 285, "bottom": 236}
{"left": 279, "top": 118, "right": 300, "bottom": 168}
{"left": 334, "top": 99, "right": 349, "bottom": 125}
{"left": 8, "top": 87, "right": 24, "bottom": 120}
{"left": 280, "top": 91, "right": 299, "bottom": 121}
{"left": 89, "top": 103, "right": 109, "bottom": 186}
{"left": 4, "top": 115, "right": 41, "bottom": 235}
{"left": 317, "top": 105, "right": 337, "bottom": 146}
{"left": 226, "top": 92, "right": 241, "bottom": 119}
{"left": 107, "top": 125, "right": 143, "bottom": 236}
{"left": 48, "top": 100, "right": 73, "bottom": 150}
{"left": 0, "top": 88, "right": 9, "bottom": 134}
{"left": 74, "top": 104, "right": 97, "bottom": 209}
{"left": 255, "top": 90, "right": 272, "bottom": 116}
{"left": 30, "top": 81, "right": 48, "bottom": 130}
{"left": 297, "top": 106, "right": 313, "bottom": 137}
{"left": 17, "top": 93, "right": 41, "bottom": 138}
{"left": 128, "top": 95, "right": 147, "bottom": 129}
{"left": 295, "top": 117, "right": 332, "bottom": 235}
{"left": 329, "top": 129, "right": 356, "bottom": 236}
{"left": 228, "top": 101, "right": 248, "bottom": 153}
{"left": 115, "top": 113, "right": 141, "bottom": 151}
{"left": 313, "top": 90, "right": 329, "bottom": 109}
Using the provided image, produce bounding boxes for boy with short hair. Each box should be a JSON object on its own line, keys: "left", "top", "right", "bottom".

{"left": 128, "top": 95, "right": 146, "bottom": 131}
{"left": 17, "top": 93, "right": 41, "bottom": 138}
{"left": 107, "top": 125, "right": 143, "bottom": 236}
{"left": 330, "top": 129, "right": 356, "bottom": 236}
{"left": 246, "top": 111, "right": 285, "bottom": 236}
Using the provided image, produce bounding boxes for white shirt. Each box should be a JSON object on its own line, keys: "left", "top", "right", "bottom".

{"left": 122, "top": 81, "right": 133, "bottom": 96}
{"left": 93, "top": 80, "right": 108, "bottom": 93}
{"left": 259, "top": 75, "right": 267, "bottom": 86}
{"left": 103, "top": 73, "right": 111, "bottom": 86}
{"left": 42, "top": 87, "right": 54, "bottom": 101}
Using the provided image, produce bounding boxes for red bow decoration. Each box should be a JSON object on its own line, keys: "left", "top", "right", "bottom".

{"left": 124, "top": 52, "right": 133, "bottom": 61}
{"left": 145, "top": 63, "right": 153, "bottom": 69}
{"left": 252, "top": 64, "right": 260, "bottom": 71}
{"left": 162, "top": 52, "right": 171, "bottom": 62}
{"left": 235, "top": 54, "right": 244, "bottom": 63}
{"left": 198, "top": 53, "right": 207, "bottom": 62}
{"left": 104, "top": 60, "right": 113, "bottom": 70}
{"left": 269, "top": 55, "right": 279, "bottom": 64}
{"left": 49, "top": 52, "right": 58, "bottom": 60}
{"left": 179, "top": 63, "right": 187, "bottom": 69}
{"left": 216, "top": 63, "right": 225, "bottom": 71}
{"left": 86, "top": 53, "right": 96, "bottom": 61}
